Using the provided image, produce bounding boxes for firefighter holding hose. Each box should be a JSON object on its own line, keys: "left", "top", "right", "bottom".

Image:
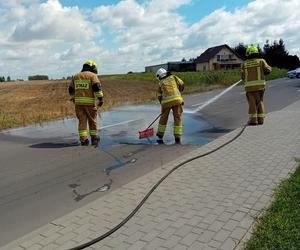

{"left": 241, "top": 45, "right": 272, "bottom": 125}
{"left": 69, "top": 60, "right": 103, "bottom": 146}
{"left": 156, "top": 68, "right": 184, "bottom": 144}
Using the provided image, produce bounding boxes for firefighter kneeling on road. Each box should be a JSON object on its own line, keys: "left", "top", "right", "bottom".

{"left": 241, "top": 45, "right": 272, "bottom": 125}
{"left": 69, "top": 60, "right": 103, "bottom": 146}
{"left": 156, "top": 68, "right": 184, "bottom": 144}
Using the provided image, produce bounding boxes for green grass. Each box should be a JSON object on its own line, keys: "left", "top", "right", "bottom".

{"left": 103, "top": 72, "right": 155, "bottom": 81}
{"left": 103, "top": 70, "right": 241, "bottom": 85}
{"left": 245, "top": 164, "right": 300, "bottom": 250}
{"left": 103, "top": 67, "right": 287, "bottom": 86}
{"left": 266, "top": 68, "right": 288, "bottom": 81}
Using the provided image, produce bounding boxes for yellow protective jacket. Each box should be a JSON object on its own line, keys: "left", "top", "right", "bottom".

{"left": 157, "top": 75, "right": 184, "bottom": 105}
{"left": 241, "top": 58, "right": 272, "bottom": 92}
{"left": 70, "top": 71, "right": 103, "bottom": 106}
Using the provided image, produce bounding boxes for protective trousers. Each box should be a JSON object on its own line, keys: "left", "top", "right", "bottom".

{"left": 75, "top": 105, "right": 98, "bottom": 142}
{"left": 246, "top": 90, "right": 265, "bottom": 125}
{"left": 157, "top": 104, "right": 183, "bottom": 139}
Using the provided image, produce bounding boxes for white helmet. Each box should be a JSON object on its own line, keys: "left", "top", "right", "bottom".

{"left": 156, "top": 68, "right": 167, "bottom": 80}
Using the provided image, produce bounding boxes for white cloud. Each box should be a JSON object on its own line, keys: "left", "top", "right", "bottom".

{"left": 92, "top": 0, "right": 300, "bottom": 74}
{"left": 184, "top": 0, "right": 300, "bottom": 55}
{"left": 147, "top": 0, "right": 192, "bottom": 11}
{"left": 92, "top": 0, "right": 189, "bottom": 68}
{"left": 9, "top": 0, "right": 98, "bottom": 42}
{"left": 0, "top": 0, "right": 102, "bottom": 79}
{"left": 0, "top": 0, "right": 299, "bottom": 79}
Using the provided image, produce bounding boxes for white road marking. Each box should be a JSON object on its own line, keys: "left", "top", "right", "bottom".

{"left": 297, "top": 89, "right": 300, "bottom": 92}
{"left": 1, "top": 119, "right": 142, "bottom": 134}
{"left": 100, "top": 119, "right": 141, "bottom": 129}
{"left": 191, "top": 102, "right": 205, "bottom": 107}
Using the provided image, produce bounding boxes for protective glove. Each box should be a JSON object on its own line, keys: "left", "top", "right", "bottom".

{"left": 158, "top": 96, "right": 162, "bottom": 104}
{"left": 98, "top": 97, "right": 103, "bottom": 107}
{"left": 181, "top": 101, "right": 184, "bottom": 106}
{"left": 264, "top": 69, "right": 271, "bottom": 75}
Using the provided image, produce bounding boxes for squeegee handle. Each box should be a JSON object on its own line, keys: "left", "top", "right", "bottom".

{"left": 146, "top": 114, "right": 161, "bottom": 129}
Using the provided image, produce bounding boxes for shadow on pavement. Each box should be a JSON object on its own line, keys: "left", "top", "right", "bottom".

{"left": 30, "top": 142, "right": 80, "bottom": 149}
{"left": 200, "top": 127, "right": 233, "bottom": 134}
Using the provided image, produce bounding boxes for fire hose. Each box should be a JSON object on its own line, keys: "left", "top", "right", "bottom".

{"left": 69, "top": 123, "right": 247, "bottom": 250}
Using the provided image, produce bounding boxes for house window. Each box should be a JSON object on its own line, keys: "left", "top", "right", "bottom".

{"left": 217, "top": 55, "right": 220, "bottom": 61}
{"left": 203, "top": 65, "right": 206, "bottom": 71}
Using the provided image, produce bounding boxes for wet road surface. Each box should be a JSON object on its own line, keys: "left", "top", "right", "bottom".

{"left": 0, "top": 77, "right": 299, "bottom": 246}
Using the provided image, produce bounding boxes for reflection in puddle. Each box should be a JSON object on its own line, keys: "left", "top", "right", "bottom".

{"left": 1, "top": 104, "right": 213, "bottom": 146}
{"left": 109, "top": 130, "right": 128, "bottom": 137}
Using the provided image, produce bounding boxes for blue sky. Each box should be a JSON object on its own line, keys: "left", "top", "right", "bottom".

{"left": 60, "top": 0, "right": 253, "bottom": 24}
{"left": 0, "top": 0, "right": 299, "bottom": 78}
{"left": 177, "top": 0, "right": 253, "bottom": 24}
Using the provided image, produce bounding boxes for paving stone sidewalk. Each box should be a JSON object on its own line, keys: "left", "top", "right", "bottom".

{"left": 2, "top": 100, "right": 300, "bottom": 250}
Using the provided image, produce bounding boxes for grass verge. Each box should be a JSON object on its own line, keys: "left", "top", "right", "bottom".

{"left": 245, "top": 163, "right": 300, "bottom": 250}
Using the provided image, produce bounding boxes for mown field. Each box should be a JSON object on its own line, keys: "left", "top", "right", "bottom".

{"left": 0, "top": 68, "right": 287, "bottom": 130}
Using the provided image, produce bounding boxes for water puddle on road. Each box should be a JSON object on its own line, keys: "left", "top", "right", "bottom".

{"left": 1, "top": 104, "right": 213, "bottom": 146}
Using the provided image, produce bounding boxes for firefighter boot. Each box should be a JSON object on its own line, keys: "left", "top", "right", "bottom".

{"left": 81, "top": 138, "right": 89, "bottom": 146}
{"left": 175, "top": 137, "right": 181, "bottom": 145}
{"left": 156, "top": 134, "right": 164, "bottom": 144}
{"left": 91, "top": 136, "right": 100, "bottom": 146}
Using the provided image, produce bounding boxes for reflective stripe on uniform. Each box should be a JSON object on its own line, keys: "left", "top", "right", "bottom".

{"left": 245, "top": 80, "right": 266, "bottom": 88}
{"left": 257, "top": 67, "right": 261, "bottom": 80}
{"left": 95, "top": 91, "right": 104, "bottom": 98}
{"left": 75, "top": 96, "right": 95, "bottom": 105}
{"left": 89, "top": 130, "right": 98, "bottom": 136}
{"left": 249, "top": 113, "right": 257, "bottom": 118}
{"left": 244, "top": 60, "right": 260, "bottom": 68}
{"left": 257, "top": 113, "right": 265, "bottom": 118}
{"left": 245, "top": 80, "right": 266, "bottom": 92}
{"left": 161, "top": 95, "right": 183, "bottom": 104}
{"left": 79, "top": 130, "right": 88, "bottom": 137}
{"left": 173, "top": 125, "right": 183, "bottom": 136}
{"left": 158, "top": 124, "right": 167, "bottom": 134}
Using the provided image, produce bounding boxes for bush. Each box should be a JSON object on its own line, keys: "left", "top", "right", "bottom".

{"left": 266, "top": 67, "right": 288, "bottom": 80}
{"left": 28, "top": 75, "right": 49, "bottom": 81}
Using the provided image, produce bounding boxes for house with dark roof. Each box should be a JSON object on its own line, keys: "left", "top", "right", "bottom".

{"left": 195, "top": 44, "right": 244, "bottom": 71}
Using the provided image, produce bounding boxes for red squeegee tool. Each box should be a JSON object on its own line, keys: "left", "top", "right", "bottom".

{"left": 139, "top": 114, "right": 161, "bottom": 139}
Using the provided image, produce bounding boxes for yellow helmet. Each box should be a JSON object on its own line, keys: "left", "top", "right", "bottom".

{"left": 246, "top": 45, "right": 259, "bottom": 56}
{"left": 83, "top": 59, "right": 98, "bottom": 74}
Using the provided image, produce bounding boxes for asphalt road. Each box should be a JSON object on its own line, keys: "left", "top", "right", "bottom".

{"left": 0, "top": 77, "right": 299, "bottom": 246}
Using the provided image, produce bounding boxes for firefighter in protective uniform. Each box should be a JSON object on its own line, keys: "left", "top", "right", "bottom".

{"left": 156, "top": 68, "right": 184, "bottom": 144}
{"left": 241, "top": 45, "right": 271, "bottom": 125}
{"left": 69, "top": 60, "right": 104, "bottom": 146}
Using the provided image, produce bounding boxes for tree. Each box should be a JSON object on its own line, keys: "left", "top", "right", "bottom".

{"left": 0, "top": 76, "right": 5, "bottom": 82}
{"left": 263, "top": 39, "right": 300, "bottom": 69}
{"left": 6, "top": 76, "right": 11, "bottom": 82}
{"left": 233, "top": 43, "right": 247, "bottom": 59}
{"left": 285, "top": 55, "right": 300, "bottom": 70}
{"left": 28, "top": 75, "right": 49, "bottom": 80}
{"left": 234, "top": 39, "right": 300, "bottom": 70}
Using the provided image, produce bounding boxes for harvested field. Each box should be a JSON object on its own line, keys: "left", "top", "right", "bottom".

{"left": 0, "top": 78, "right": 157, "bottom": 130}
